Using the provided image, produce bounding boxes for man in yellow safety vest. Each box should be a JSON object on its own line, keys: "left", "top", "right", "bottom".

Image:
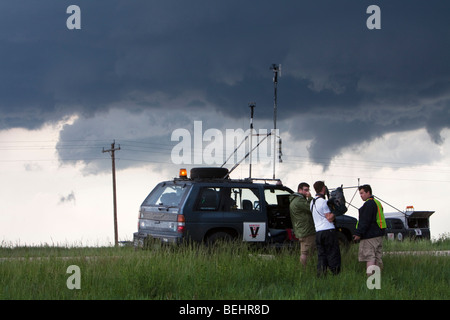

{"left": 353, "top": 184, "right": 386, "bottom": 275}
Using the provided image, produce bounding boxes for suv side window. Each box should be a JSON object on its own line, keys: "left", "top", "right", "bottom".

{"left": 264, "top": 188, "right": 291, "bottom": 205}
{"left": 194, "top": 186, "right": 261, "bottom": 213}
{"left": 226, "top": 187, "right": 261, "bottom": 212}
{"left": 195, "top": 187, "right": 221, "bottom": 211}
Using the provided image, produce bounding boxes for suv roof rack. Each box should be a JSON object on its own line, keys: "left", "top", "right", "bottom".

{"left": 174, "top": 167, "right": 283, "bottom": 185}
{"left": 244, "top": 178, "right": 283, "bottom": 185}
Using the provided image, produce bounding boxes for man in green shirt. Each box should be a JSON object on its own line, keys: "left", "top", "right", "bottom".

{"left": 289, "top": 182, "right": 316, "bottom": 267}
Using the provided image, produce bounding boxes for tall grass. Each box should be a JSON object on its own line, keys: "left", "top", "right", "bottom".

{"left": 0, "top": 237, "right": 449, "bottom": 300}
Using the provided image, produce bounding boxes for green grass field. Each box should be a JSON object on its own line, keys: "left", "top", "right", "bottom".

{"left": 1, "top": 236, "right": 449, "bottom": 300}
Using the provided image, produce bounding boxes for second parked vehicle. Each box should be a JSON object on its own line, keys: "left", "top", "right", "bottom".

{"left": 385, "top": 206, "right": 434, "bottom": 240}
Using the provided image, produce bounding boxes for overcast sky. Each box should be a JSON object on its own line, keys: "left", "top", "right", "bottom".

{"left": 1, "top": 1, "right": 449, "bottom": 245}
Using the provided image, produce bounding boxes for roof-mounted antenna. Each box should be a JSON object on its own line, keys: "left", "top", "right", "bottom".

{"left": 248, "top": 102, "right": 256, "bottom": 179}
{"left": 270, "top": 64, "right": 281, "bottom": 179}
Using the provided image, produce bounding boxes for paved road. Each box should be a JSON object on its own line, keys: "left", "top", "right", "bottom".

{"left": 383, "top": 250, "right": 450, "bottom": 256}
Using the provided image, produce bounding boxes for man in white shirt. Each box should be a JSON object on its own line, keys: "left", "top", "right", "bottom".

{"left": 310, "top": 181, "right": 341, "bottom": 276}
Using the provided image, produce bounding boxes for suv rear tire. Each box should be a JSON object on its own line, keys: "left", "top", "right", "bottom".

{"left": 205, "top": 231, "right": 235, "bottom": 244}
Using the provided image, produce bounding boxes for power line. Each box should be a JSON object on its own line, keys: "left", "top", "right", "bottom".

{"left": 1, "top": 138, "right": 450, "bottom": 180}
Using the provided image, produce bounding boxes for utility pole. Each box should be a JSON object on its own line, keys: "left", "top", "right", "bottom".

{"left": 102, "top": 140, "right": 121, "bottom": 247}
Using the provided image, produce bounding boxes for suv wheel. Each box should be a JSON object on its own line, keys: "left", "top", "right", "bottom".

{"left": 206, "top": 231, "right": 235, "bottom": 245}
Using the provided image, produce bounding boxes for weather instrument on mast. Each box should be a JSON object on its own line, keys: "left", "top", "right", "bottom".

{"left": 270, "top": 63, "right": 282, "bottom": 179}
{"left": 222, "top": 64, "right": 283, "bottom": 180}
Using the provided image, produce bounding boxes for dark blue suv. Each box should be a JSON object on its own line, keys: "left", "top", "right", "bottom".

{"left": 133, "top": 168, "right": 357, "bottom": 248}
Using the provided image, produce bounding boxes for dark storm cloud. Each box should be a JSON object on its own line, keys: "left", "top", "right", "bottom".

{"left": 1, "top": 1, "right": 449, "bottom": 168}
{"left": 299, "top": 106, "right": 449, "bottom": 168}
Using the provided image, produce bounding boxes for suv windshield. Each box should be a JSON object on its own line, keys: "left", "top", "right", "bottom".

{"left": 142, "top": 184, "right": 187, "bottom": 207}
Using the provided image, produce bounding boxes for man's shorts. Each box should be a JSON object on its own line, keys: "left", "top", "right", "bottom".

{"left": 299, "top": 234, "right": 316, "bottom": 256}
{"left": 358, "top": 236, "right": 383, "bottom": 264}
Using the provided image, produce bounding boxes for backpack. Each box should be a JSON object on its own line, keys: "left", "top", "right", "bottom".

{"left": 327, "top": 187, "right": 348, "bottom": 216}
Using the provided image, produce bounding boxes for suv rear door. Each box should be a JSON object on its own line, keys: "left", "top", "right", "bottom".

{"left": 183, "top": 185, "right": 226, "bottom": 242}
{"left": 136, "top": 181, "right": 191, "bottom": 243}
